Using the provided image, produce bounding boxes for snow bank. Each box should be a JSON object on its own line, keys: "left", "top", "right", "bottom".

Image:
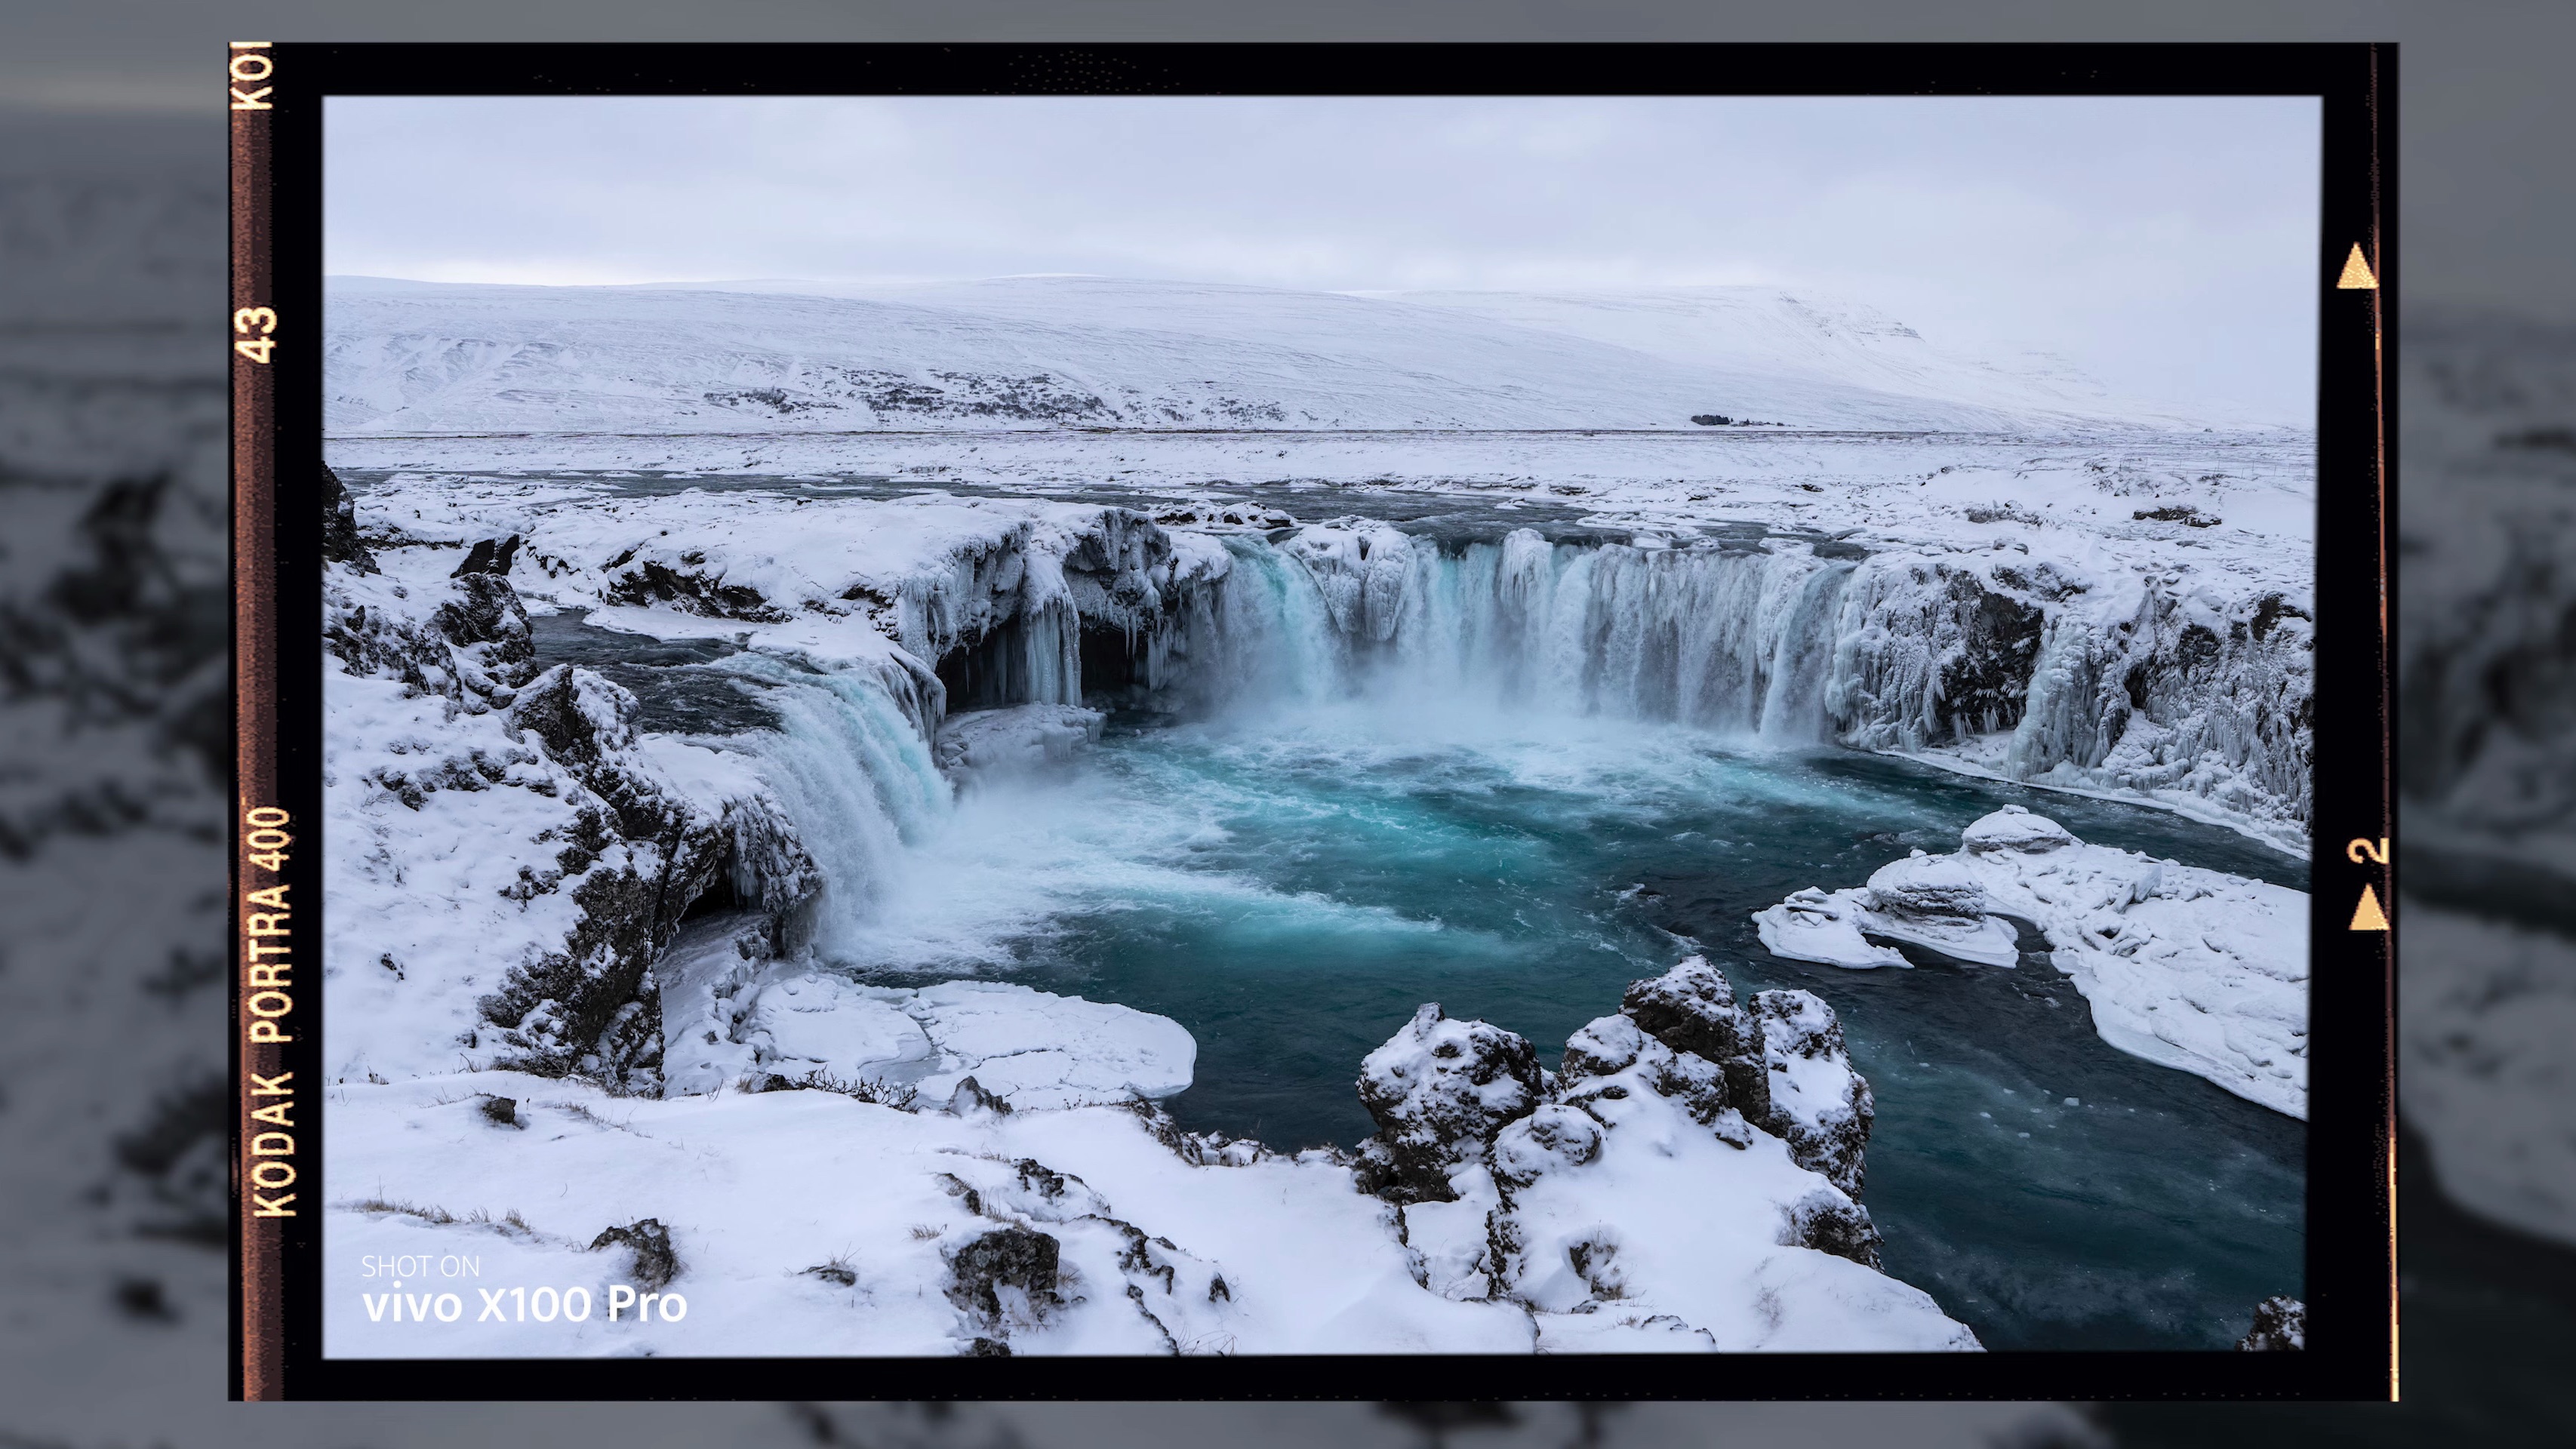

{"left": 1756, "top": 807, "right": 2309, "bottom": 1118}
{"left": 322, "top": 545, "right": 821, "bottom": 1090}
{"left": 325, "top": 955, "right": 1973, "bottom": 1357}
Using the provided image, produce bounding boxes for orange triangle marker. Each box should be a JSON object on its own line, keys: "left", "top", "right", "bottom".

{"left": 2351, "top": 884, "right": 2390, "bottom": 931}
{"left": 2337, "top": 244, "right": 2379, "bottom": 291}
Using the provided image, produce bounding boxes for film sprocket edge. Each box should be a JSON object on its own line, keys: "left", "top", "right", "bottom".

{"left": 229, "top": 42, "right": 2397, "bottom": 1401}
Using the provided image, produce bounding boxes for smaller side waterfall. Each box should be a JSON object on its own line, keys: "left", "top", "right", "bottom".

{"left": 715, "top": 653, "right": 955, "bottom": 957}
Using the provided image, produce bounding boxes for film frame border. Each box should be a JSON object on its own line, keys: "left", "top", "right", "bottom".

{"left": 230, "top": 40, "right": 2397, "bottom": 1403}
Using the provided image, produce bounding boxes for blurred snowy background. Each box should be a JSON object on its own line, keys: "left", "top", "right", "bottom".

{"left": 3, "top": 2, "right": 2571, "bottom": 1445}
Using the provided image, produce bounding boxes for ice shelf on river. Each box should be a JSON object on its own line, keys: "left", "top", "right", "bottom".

{"left": 1756, "top": 807, "right": 2309, "bottom": 1118}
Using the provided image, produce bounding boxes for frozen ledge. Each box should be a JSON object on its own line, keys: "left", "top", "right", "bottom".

{"left": 1756, "top": 807, "right": 2310, "bottom": 1119}
{"left": 661, "top": 952, "right": 1197, "bottom": 1112}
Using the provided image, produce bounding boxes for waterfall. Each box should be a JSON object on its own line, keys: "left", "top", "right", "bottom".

{"left": 1206, "top": 525, "right": 1865, "bottom": 739}
{"left": 697, "top": 514, "right": 2307, "bottom": 959}
{"left": 711, "top": 653, "right": 955, "bottom": 958}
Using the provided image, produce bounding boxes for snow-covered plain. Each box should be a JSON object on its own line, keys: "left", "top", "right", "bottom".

{"left": 325, "top": 275, "right": 2250, "bottom": 438}
{"left": 320, "top": 274, "right": 2314, "bottom": 1356}
{"left": 1756, "top": 808, "right": 2310, "bottom": 1120}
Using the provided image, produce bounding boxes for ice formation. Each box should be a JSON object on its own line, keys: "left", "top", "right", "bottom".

{"left": 1755, "top": 807, "right": 2310, "bottom": 1119}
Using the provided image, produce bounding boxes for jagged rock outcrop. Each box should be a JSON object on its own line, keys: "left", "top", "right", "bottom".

{"left": 943, "top": 1226, "right": 1063, "bottom": 1346}
{"left": 323, "top": 497, "right": 822, "bottom": 1090}
{"left": 319, "top": 462, "right": 379, "bottom": 573}
{"left": 1617, "top": 958, "right": 1876, "bottom": 1198}
{"left": 1356, "top": 958, "right": 1889, "bottom": 1292}
{"left": 1353, "top": 1004, "right": 1546, "bottom": 1204}
{"left": 2235, "top": 1294, "right": 2306, "bottom": 1351}
{"left": 1620, "top": 956, "right": 1773, "bottom": 1124}
{"left": 1748, "top": 988, "right": 1877, "bottom": 1200}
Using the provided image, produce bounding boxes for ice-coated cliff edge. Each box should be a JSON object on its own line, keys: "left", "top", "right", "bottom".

{"left": 1756, "top": 807, "right": 2310, "bottom": 1119}
{"left": 344, "top": 466, "right": 2314, "bottom": 847}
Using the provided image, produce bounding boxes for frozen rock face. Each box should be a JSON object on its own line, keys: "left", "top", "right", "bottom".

{"left": 933, "top": 703, "right": 1104, "bottom": 781}
{"left": 2235, "top": 1294, "right": 2307, "bottom": 1351}
{"left": 1354, "top": 1004, "right": 1546, "bottom": 1204}
{"left": 323, "top": 543, "right": 820, "bottom": 1091}
{"left": 337, "top": 471, "right": 2315, "bottom": 847}
{"left": 1619, "top": 956, "right": 1773, "bottom": 1124}
{"left": 1259, "top": 522, "right": 2310, "bottom": 843}
{"left": 1755, "top": 806, "right": 2310, "bottom": 1118}
{"left": 1750, "top": 989, "right": 1877, "bottom": 1200}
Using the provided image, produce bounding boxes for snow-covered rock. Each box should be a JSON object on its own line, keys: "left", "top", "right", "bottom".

{"left": 1353, "top": 1004, "right": 1545, "bottom": 1204}
{"left": 1749, "top": 989, "right": 1878, "bottom": 1201}
{"left": 676, "top": 970, "right": 1200, "bottom": 1113}
{"left": 1617, "top": 955, "right": 1773, "bottom": 1123}
{"left": 322, "top": 551, "right": 820, "bottom": 1090}
{"left": 1755, "top": 807, "right": 2310, "bottom": 1118}
{"left": 2235, "top": 1295, "right": 2307, "bottom": 1351}
{"left": 1332, "top": 958, "right": 1969, "bottom": 1351}
{"left": 1754, "top": 888, "right": 1914, "bottom": 970}
{"left": 900, "top": 980, "right": 1196, "bottom": 1112}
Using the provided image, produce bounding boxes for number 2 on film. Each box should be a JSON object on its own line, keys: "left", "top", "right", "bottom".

{"left": 234, "top": 306, "right": 277, "bottom": 364}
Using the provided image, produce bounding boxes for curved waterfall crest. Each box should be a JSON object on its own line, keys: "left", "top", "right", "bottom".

{"left": 706, "top": 508, "right": 2310, "bottom": 949}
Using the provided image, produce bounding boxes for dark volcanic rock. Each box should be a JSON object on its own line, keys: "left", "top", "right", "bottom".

{"left": 1750, "top": 989, "right": 1876, "bottom": 1199}
{"left": 1783, "top": 1186, "right": 1885, "bottom": 1270}
{"left": 944, "top": 1226, "right": 1062, "bottom": 1332}
{"left": 602, "top": 558, "right": 791, "bottom": 622}
{"left": 589, "top": 1218, "right": 679, "bottom": 1291}
{"left": 1934, "top": 572, "right": 2046, "bottom": 738}
{"left": 1354, "top": 1004, "right": 1543, "bottom": 1203}
{"left": 319, "top": 462, "right": 379, "bottom": 573}
{"left": 1620, "top": 955, "right": 1771, "bottom": 1124}
{"left": 451, "top": 532, "right": 522, "bottom": 577}
{"left": 2236, "top": 1294, "right": 2307, "bottom": 1350}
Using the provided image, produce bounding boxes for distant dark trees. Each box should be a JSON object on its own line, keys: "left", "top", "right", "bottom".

{"left": 1690, "top": 414, "right": 1783, "bottom": 427}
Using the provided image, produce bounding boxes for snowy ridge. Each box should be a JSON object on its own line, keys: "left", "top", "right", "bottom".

{"left": 1756, "top": 808, "right": 2309, "bottom": 1118}
{"left": 323, "top": 275, "right": 2202, "bottom": 436}
{"left": 1377, "top": 287, "right": 2244, "bottom": 429}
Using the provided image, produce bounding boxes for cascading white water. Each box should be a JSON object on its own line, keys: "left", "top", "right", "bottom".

{"left": 1207, "top": 525, "right": 1864, "bottom": 741}
{"left": 698, "top": 515, "right": 2304, "bottom": 959}
{"left": 712, "top": 653, "right": 955, "bottom": 956}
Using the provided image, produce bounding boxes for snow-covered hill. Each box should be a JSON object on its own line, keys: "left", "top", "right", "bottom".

{"left": 322, "top": 275, "right": 2203, "bottom": 437}
{"left": 1377, "top": 287, "right": 2232, "bottom": 430}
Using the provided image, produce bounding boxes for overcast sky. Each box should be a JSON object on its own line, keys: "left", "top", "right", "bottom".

{"left": 326, "top": 94, "right": 2321, "bottom": 422}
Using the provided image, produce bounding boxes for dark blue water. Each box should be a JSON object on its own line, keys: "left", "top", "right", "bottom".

{"left": 824, "top": 703, "right": 2304, "bottom": 1352}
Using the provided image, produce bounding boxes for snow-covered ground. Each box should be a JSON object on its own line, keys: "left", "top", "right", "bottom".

{"left": 325, "top": 275, "right": 2247, "bottom": 437}
{"left": 1756, "top": 808, "right": 2310, "bottom": 1119}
